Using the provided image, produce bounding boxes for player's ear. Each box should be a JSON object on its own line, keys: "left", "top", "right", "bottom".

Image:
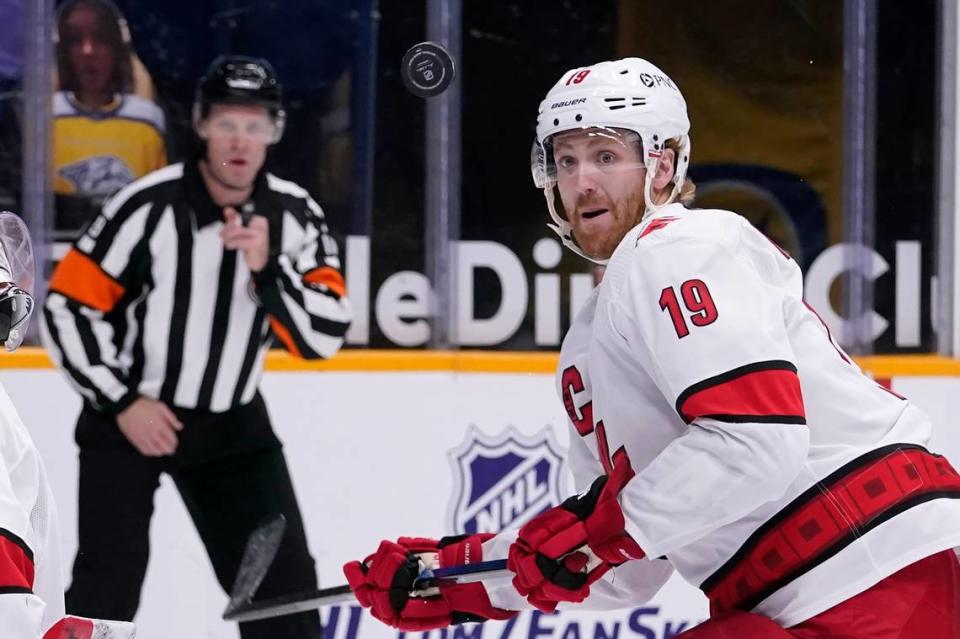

{"left": 651, "top": 148, "right": 676, "bottom": 191}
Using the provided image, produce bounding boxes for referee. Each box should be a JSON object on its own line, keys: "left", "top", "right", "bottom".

{"left": 42, "top": 55, "right": 350, "bottom": 638}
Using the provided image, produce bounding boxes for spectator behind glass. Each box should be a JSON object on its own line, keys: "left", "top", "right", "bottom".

{"left": 52, "top": 0, "right": 166, "bottom": 239}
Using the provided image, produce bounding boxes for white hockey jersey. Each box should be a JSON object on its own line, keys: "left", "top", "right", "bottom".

{"left": 486, "top": 203, "right": 960, "bottom": 626}
{"left": 0, "top": 382, "right": 65, "bottom": 637}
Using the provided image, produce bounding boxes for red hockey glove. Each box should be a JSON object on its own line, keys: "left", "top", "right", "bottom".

{"left": 507, "top": 463, "right": 643, "bottom": 612}
{"left": 343, "top": 534, "right": 516, "bottom": 631}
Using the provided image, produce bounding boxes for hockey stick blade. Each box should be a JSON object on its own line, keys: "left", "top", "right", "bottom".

{"left": 222, "top": 559, "right": 511, "bottom": 623}
{"left": 225, "top": 514, "right": 287, "bottom": 618}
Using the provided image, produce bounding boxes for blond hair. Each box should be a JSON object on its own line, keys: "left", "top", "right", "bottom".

{"left": 666, "top": 137, "right": 696, "bottom": 206}
{"left": 606, "top": 128, "right": 695, "bottom": 207}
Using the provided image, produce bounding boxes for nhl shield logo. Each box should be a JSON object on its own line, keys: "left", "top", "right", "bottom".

{"left": 447, "top": 426, "right": 567, "bottom": 535}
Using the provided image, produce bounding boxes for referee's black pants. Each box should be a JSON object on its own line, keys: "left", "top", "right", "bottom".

{"left": 65, "top": 394, "right": 321, "bottom": 638}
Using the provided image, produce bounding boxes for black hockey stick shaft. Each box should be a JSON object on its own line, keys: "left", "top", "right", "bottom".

{"left": 223, "top": 560, "right": 512, "bottom": 623}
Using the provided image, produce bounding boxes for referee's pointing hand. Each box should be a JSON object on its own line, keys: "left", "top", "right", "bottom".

{"left": 222, "top": 206, "right": 270, "bottom": 272}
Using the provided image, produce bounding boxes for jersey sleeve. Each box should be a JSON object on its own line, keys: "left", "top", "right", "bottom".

{"left": 0, "top": 384, "right": 66, "bottom": 637}
{"left": 0, "top": 452, "right": 46, "bottom": 638}
{"left": 41, "top": 185, "right": 151, "bottom": 414}
{"left": 480, "top": 526, "right": 673, "bottom": 612}
{"left": 251, "top": 195, "right": 352, "bottom": 359}
{"left": 611, "top": 226, "right": 810, "bottom": 558}
{"left": 567, "top": 423, "right": 606, "bottom": 493}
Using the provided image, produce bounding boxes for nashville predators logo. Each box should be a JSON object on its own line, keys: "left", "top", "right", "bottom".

{"left": 59, "top": 155, "right": 134, "bottom": 197}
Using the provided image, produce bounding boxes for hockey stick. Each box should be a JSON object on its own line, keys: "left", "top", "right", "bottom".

{"left": 224, "top": 518, "right": 600, "bottom": 624}
{"left": 222, "top": 559, "right": 514, "bottom": 623}
{"left": 225, "top": 514, "right": 288, "bottom": 619}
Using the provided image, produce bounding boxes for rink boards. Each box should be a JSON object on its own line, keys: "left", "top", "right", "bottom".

{"left": 1, "top": 350, "right": 958, "bottom": 639}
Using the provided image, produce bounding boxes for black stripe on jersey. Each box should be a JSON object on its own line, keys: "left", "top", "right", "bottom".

{"left": 232, "top": 306, "right": 267, "bottom": 406}
{"left": 275, "top": 270, "right": 350, "bottom": 338}
{"left": 70, "top": 300, "right": 127, "bottom": 384}
{"left": 87, "top": 198, "right": 143, "bottom": 263}
{"left": 674, "top": 360, "right": 799, "bottom": 421}
{"left": 304, "top": 282, "right": 344, "bottom": 302}
{"left": 700, "top": 443, "right": 960, "bottom": 611}
{"left": 196, "top": 250, "right": 237, "bottom": 407}
{"left": 267, "top": 295, "right": 319, "bottom": 358}
{"left": 698, "top": 414, "right": 808, "bottom": 425}
{"left": 159, "top": 203, "right": 194, "bottom": 404}
{"left": 70, "top": 303, "right": 135, "bottom": 404}
{"left": 71, "top": 304, "right": 106, "bottom": 370}
{"left": 0, "top": 528, "right": 33, "bottom": 562}
{"left": 0, "top": 586, "right": 32, "bottom": 595}
{"left": 126, "top": 286, "right": 150, "bottom": 393}
{"left": 124, "top": 203, "right": 168, "bottom": 390}
{"left": 117, "top": 240, "right": 151, "bottom": 288}
{"left": 43, "top": 304, "right": 112, "bottom": 407}
{"left": 109, "top": 297, "right": 130, "bottom": 362}
{"left": 88, "top": 178, "right": 176, "bottom": 263}
{"left": 274, "top": 192, "right": 312, "bottom": 228}
{"left": 113, "top": 200, "right": 167, "bottom": 289}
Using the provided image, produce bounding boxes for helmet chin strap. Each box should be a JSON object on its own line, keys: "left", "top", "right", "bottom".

{"left": 641, "top": 155, "right": 682, "bottom": 220}
{"left": 542, "top": 141, "right": 688, "bottom": 265}
{"left": 543, "top": 174, "right": 680, "bottom": 267}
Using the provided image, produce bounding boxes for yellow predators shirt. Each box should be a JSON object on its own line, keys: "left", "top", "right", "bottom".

{"left": 52, "top": 91, "right": 167, "bottom": 198}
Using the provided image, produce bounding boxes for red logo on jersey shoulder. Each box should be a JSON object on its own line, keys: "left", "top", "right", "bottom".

{"left": 637, "top": 216, "right": 678, "bottom": 243}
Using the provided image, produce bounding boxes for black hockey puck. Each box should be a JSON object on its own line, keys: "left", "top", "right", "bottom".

{"left": 401, "top": 41, "right": 456, "bottom": 98}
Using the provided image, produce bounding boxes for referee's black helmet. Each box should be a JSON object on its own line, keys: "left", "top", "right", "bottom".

{"left": 193, "top": 55, "right": 286, "bottom": 143}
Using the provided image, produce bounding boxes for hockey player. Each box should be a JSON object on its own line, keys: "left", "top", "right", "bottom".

{"left": 0, "top": 213, "right": 134, "bottom": 638}
{"left": 343, "top": 58, "right": 960, "bottom": 637}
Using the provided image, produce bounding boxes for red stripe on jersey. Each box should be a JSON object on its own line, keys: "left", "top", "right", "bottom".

{"left": 676, "top": 361, "right": 805, "bottom": 425}
{"left": 638, "top": 216, "right": 678, "bottom": 239}
{"left": 702, "top": 445, "right": 960, "bottom": 614}
{"left": 874, "top": 378, "right": 907, "bottom": 400}
{"left": 803, "top": 301, "right": 851, "bottom": 364}
{"left": 0, "top": 528, "right": 33, "bottom": 592}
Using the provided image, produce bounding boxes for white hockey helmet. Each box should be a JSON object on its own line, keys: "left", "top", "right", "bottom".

{"left": 531, "top": 58, "right": 691, "bottom": 263}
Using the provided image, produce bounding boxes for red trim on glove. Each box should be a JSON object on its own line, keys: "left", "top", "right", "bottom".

{"left": 344, "top": 535, "right": 516, "bottom": 630}
{"left": 508, "top": 470, "right": 644, "bottom": 612}
{"left": 43, "top": 616, "right": 95, "bottom": 639}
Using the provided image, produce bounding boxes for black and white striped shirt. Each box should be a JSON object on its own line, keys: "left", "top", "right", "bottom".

{"left": 42, "top": 160, "right": 352, "bottom": 414}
